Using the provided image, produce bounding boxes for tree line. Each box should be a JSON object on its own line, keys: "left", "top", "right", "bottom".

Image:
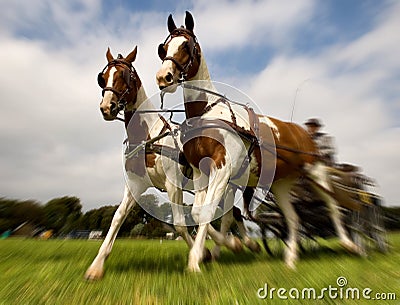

{"left": 0, "top": 195, "right": 175, "bottom": 238}
{"left": 1, "top": 196, "right": 399, "bottom": 239}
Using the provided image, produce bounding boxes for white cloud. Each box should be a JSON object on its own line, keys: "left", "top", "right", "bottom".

{"left": 0, "top": 0, "right": 399, "bottom": 210}
{"left": 0, "top": 34, "right": 126, "bottom": 210}
{"left": 331, "top": 2, "right": 400, "bottom": 72}
{"left": 0, "top": 2, "right": 173, "bottom": 210}
{"left": 238, "top": 2, "right": 400, "bottom": 205}
{"left": 190, "top": 0, "right": 316, "bottom": 51}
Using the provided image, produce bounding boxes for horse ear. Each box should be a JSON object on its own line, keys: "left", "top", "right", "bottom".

{"left": 185, "top": 11, "right": 194, "bottom": 32}
{"left": 125, "top": 46, "right": 137, "bottom": 63}
{"left": 106, "top": 47, "right": 114, "bottom": 62}
{"left": 167, "top": 14, "right": 177, "bottom": 33}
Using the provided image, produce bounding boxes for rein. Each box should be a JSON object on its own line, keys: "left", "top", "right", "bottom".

{"left": 180, "top": 82, "right": 250, "bottom": 108}
{"left": 177, "top": 81, "right": 320, "bottom": 157}
{"left": 122, "top": 80, "right": 318, "bottom": 179}
{"left": 176, "top": 81, "right": 324, "bottom": 182}
{"left": 125, "top": 130, "right": 174, "bottom": 159}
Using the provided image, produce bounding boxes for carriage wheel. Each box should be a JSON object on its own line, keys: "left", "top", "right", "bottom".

{"left": 260, "top": 225, "right": 286, "bottom": 257}
{"left": 349, "top": 210, "right": 366, "bottom": 253}
{"left": 368, "top": 205, "right": 388, "bottom": 253}
{"left": 261, "top": 229, "right": 274, "bottom": 256}
{"left": 349, "top": 204, "right": 388, "bottom": 254}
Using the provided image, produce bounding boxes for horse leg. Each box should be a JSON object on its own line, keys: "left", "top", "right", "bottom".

{"left": 235, "top": 213, "right": 261, "bottom": 253}
{"left": 211, "top": 209, "right": 232, "bottom": 259}
{"left": 189, "top": 167, "right": 231, "bottom": 272}
{"left": 188, "top": 173, "right": 208, "bottom": 272}
{"left": 271, "top": 178, "right": 299, "bottom": 269}
{"left": 307, "top": 162, "right": 362, "bottom": 254}
{"left": 84, "top": 184, "right": 144, "bottom": 281}
{"left": 323, "top": 193, "right": 362, "bottom": 254}
{"left": 209, "top": 186, "right": 243, "bottom": 258}
{"left": 240, "top": 187, "right": 261, "bottom": 252}
{"left": 166, "top": 182, "right": 194, "bottom": 249}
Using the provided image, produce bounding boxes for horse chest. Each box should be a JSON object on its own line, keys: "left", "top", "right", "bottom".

{"left": 182, "top": 135, "right": 227, "bottom": 173}
{"left": 125, "top": 152, "right": 157, "bottom": 177}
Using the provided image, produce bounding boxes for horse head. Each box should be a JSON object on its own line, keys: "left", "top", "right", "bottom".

{"left": 98, "top": 47, "right": 141, "bottom": 120}
{"left": 156, "top": 11, "right": 201, "bottom": 90}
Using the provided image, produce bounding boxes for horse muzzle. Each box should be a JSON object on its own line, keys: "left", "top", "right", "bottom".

{"left": 100, "top": 100, "right": 119, "bottom": 121}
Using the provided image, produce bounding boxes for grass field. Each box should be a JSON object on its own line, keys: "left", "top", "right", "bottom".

{"left": 0, "top": 234, "right": 399, "bottom": 305}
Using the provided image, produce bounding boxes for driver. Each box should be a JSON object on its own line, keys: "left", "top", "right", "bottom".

{"left": 305, "top": 118, "right": 336, "bottom": 166}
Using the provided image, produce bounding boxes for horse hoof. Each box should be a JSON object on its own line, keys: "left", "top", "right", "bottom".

{"left": 228, "top": 236, "right": 243, "bottom": 253}
{"left": 285, "top": 260, "right": 297, "bottom": 270}
{"left": 187, "top": 264, "right": 202, "bottom": 273}
{"left": 284, "top": 251, "right": 298, "bottom": 270}
{"left": 247, "top": 241, "right": 262, "bottom": 253}
{"left": 341, "top": 241, "right": 364, "bottom": 255}
{"left": 84, "top": 268, "right": 104, "bottom": 281}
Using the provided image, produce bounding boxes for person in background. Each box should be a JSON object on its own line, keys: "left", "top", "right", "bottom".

{"left": 305, "top": 118, "right": 336, "bottom": 166}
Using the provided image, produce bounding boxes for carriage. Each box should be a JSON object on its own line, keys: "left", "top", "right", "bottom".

{"left": 253, "top": 163, "right": 388, "bottom": 255}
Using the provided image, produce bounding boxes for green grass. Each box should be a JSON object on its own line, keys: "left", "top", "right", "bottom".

{"left": 0, "top": 234, "right": 399, "bottom": 305}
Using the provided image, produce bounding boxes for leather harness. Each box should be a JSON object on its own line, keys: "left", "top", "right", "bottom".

{"left": 180, "top": 103, "right": 262, "bottom": 180}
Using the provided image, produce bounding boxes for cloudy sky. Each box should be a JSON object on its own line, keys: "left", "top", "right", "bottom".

{"left": 0, "top": 0, "right": 399, "bottom": 211}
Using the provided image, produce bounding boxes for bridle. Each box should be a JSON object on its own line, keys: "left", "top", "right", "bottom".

{"left": 98, "top": 55, "right": 138, "bottom": 113}
{"left": 158, "top": 28, "right": 200, "bottom": 81}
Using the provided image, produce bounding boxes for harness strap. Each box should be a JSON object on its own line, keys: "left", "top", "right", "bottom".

{"left": 158, "top": 115, "right": 183, "bottom": 155}
{"left": 158, "top": 115, "right": 172, "bottom": 136}
{"left": 163, "top": 56, "right": 187, "bottom": 73}
{"left": 125, "top": 115, "right": 192, "bottom": 173}
{"left": 230, "top": 107, "right": 259, "bottom": 180}
{"left": 180, "top": 116, "right": 315, "bottom": 183}
{"left": 230, "top": 138, "right": 257, "bottom": 181}
{"left": 201, "top": 98, "right": 237, "bottom": 125}
{"left": 180, "top": 117, "right": 259, "bottom": 181}
{"left": 246, "top": 107, "right": 259, "bottom": 139}
{"left": 147, "top": 144, "right": 192, "bottom": 172}
{"left": 261, "top": 141, "right": 320, "bottom": 158}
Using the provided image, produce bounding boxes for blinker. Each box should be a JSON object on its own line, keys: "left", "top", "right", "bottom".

{"left": 158, "top": 43, "right": 167, "bottom": 60}
{"left": 97, "top": 73, "right": 106, "bottom": 88}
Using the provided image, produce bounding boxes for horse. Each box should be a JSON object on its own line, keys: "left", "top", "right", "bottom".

{"left": 85, "top": 46, "right": 254, "bottom": 280}
{"left": 258, "top": 164, "right": 388, "bottom": 255}
{"left": 156, "top": 11, "right": 361, "bottom": 272}
{"left": 84, "top": 46, "right": 198, "bottom": 280}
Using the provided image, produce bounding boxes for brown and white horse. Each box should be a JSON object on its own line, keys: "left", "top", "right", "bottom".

{"left": 156, "top": 11, "right": 361, "bottom": 272}
{"left": 85, "top": 46, "right": 255, "bottom": 280}
{"left": 85, "top": 46, "right": 199, "bottom": 280}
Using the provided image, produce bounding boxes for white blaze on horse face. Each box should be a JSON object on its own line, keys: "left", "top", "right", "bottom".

{"left": 168, "top": 36, "right": 187, "bottom": 51}
{"left": 101, "top": 67, "right": 117, "bottom": 106}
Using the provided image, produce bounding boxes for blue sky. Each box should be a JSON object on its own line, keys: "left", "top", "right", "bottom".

{"left": 0, "top": 0, "right": 399, "bottom": 210}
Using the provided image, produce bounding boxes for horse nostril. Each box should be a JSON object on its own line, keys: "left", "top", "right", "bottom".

{"left": 165, "top": 72, "right": 173, "bottom": 84}
{"left": 110, "top": 102, "right": 117, "bottom": 113}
